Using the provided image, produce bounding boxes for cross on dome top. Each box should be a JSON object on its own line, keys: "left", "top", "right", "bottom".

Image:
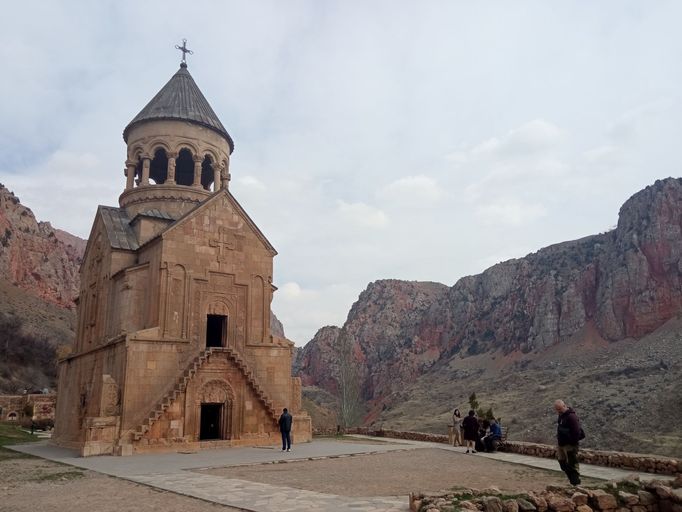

{"left": 175, "top": 39, "right": 193, "bottom": 67}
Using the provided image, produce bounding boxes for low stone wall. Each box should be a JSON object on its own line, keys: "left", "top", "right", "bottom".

{"left": 348, "top": 427, "right": 450, "bottom": 444}
{"left": 339, "top": 427, "right": 681, "bottom": 476}
{"left": 500, "top": 441, "right": 682, "bottom": 476}
{"left": 410, "top": 475, "right": 682, "bottom": 512}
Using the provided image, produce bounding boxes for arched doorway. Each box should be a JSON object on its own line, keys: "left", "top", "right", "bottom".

{"left": 197, "top": 380, "right": 233, "bottom": 441}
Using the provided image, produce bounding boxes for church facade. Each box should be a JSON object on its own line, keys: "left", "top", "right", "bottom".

{"left": 53, "top": 59, "right": 311, "bottom": 456}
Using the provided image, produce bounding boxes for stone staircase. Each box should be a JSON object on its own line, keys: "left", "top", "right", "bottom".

{"left": 132, "top": 346, "right": 279, "bottom": 441}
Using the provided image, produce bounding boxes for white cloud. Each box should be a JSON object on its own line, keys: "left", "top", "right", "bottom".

{"left": 335, "top": 200, "right": 389, "bottom": 229}
{"left": 0, "top": 150, "right": 119, "bottom": 236}
{"left": 273, "top": 282, "right": 357, "bottom": 344}
{"left": 476, "top": 199, "right": 547, "bottom": 227}
{"left": 236, "top": 175, "right": 266, "bottom": 190}
{"left": 378, "top": 175, "right": 445, "bottom": 204}
{"left": 469, "top": 119, "right": 564, "bottom": 159}
{"left": 583, "top": 145, "right": 624, "bottom": 164}
{"left": 3, "top": 2, "right": 682, "bottom": 344}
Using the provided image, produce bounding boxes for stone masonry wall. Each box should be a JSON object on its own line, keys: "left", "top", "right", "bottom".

{"left": 410, "top": 475, "right": 682, "bottom": 512}
{"left": 499, "top": 441, "right": 682, "bottom": 476}
{"left": 345, "top": 428, "right": 681, "bottom": 476}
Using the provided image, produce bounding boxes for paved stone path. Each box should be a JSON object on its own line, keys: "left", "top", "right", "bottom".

{"left": 9, "top": 439, "right": 411, "bottom": 511}
{"left": 133, "top": 472, "right": 404, "bottom": 512}
{"left": 347, "top": 435, "right": 673, "bottom": 483}
{"left": 7, "top": 436, "right": 671, "bottom": 512}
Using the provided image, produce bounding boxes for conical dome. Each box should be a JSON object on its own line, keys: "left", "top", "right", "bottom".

{"left": 123, "top": 64, "right": 234, "bottom": 153}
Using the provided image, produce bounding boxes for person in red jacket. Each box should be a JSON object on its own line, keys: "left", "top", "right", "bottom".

{"left": 554, "top": 399, "right": 583, "bottom": 485}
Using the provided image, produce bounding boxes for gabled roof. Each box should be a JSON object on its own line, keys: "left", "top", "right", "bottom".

{"left": 99, "top": 206, "right": 139, "bottom": 251}
{"left": 123, "top": 64, "right": 234, "bottom": 153}
{"left": 159, "top": 189, "right": 277, "bottom": 256}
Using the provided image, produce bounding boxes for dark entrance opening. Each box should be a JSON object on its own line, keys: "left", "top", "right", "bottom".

{"left": 206, "top": 314, "right": 227, "bottom": 347}
{"left": 200, "top": 403, "right": 222, "bottom": 440}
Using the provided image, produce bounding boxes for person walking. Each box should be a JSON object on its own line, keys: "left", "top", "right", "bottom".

{"left": 452, "top": 409, "right": 463, "bottom": 446}
{"left": 279, "top": 407, "right": 293, "bottom": 452}
{"left": 554, "top": 399, "right": 583, "bottom": 485}
{"left": 461, "top": 409, "right": 479, "bottom": 453}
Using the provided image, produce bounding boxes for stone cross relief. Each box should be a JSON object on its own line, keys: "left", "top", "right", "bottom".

{"left": 210, "top": 228, "right": 237, "bottom": 262}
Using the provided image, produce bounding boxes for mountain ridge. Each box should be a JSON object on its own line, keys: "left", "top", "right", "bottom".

{"left": 295, "top": 178, "right": 682, "bottom": 455}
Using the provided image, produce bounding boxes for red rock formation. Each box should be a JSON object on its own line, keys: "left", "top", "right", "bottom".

{"left": 0, "top": 184, "right": 84, "bottom": 308}
{"left": 295, "top": 178, "right": 682, "bottom": 413}
{"left": 294, "top": 325, "right": 341, "bottom": 392}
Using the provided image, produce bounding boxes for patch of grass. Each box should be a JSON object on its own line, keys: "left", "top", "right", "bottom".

{"left": 450, "top": 493, "right": 475, "bottom": 501}
{"left": 0, "top": 422, "right": 38, "bottom": 446}
{"left": 615, "top": 480, "right": 641, "bottom": 494}
{"left": 498, "top": 493, "right": 531, "bottom": 501}
{"left": 0, "top": 446, "right": 34, "bottom": 461}
{"left": 31, "top": 470, "right": 84, "bottom": 482}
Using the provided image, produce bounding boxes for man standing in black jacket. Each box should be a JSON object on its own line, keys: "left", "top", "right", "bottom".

{"left": 554, "top": 399, "right": 582, "bottom": 485}
{"left": 279, "top": 408, "right": 293, "bottom": 452}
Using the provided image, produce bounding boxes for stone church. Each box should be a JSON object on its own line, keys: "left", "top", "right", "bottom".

{"left": 53, "top": 57, "right": 311, "bottom": 456}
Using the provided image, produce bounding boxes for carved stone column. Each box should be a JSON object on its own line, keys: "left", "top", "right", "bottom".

{"left": 166, "top": 152, "right": 177, "bottom": 185}
{"left": 221, "top": 157, "right": 231, "bottom": 189}
{"left": 141, "top": 156, "right": 151, "bottom": 186}
{"left": 192, "top": 155, "right": 203, "bottom": 188}
{"left": 125, "top": 160, "right": 136, "bottom": 190}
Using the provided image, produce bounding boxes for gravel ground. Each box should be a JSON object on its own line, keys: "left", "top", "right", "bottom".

{"left": 0, "top": 451, "right": 234, "bottom": 512}
{"left": 201, "top": 447, "right": 599, "bottom": 496}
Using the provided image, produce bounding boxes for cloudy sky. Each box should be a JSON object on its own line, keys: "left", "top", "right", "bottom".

{"left": 2, "top": 1, "right": 681, "bottom": 344}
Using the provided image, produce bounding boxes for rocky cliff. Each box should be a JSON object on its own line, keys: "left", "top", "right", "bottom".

{"left": 426, "top": 177, "right": 682, "bottom": 356}
{"left": 0, "top": 184, "right": 84, "bottom": 308}
{"left": 295, "top": 178, "right": 682, "bottom": 454}
{"left": 0, "top": 184, "right": 86, "bottom": 393}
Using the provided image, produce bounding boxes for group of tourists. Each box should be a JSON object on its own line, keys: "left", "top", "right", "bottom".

{"left": 451, "top": 409, "right": 503, "bottom": 453}
{"left": 451, "top": 399, "right": 584, "bottom": 486}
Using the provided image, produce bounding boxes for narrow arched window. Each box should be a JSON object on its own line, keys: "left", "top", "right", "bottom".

{"left": 175, "top": 149, "right": 194, "bottom": 186}
{"left": 201, "top": 156, "right": 214, "bottom": 190}
{"left": 149, "top": 148, "right": 168, "bottom": 184}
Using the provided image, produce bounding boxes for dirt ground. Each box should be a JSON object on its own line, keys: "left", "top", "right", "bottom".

{"left": 1, "top": 446, "right": 601, "bottom": 510}
{"left": 201, "top": 447, "right": 600, "bottom": 496}
{"left": 0, "top": 451, "right": 231, "bottom": 512}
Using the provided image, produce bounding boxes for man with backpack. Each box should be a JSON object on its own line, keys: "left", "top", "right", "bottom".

{"left": 554, "top": 399, "right": 584, "bottom": 485}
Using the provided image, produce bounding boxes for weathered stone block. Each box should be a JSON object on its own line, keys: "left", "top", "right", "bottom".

{"left": 548, "top": 496, "right": 575, "bottom": 512}
{"left": 530, "top": 496, "right": 548, "bottom": 512}
{"left": 483, "top": 496, "right": 504, "bottom": 512}
{"left": 619, "top": 491, "right": 640, "bottom": 505}
{"left": 639, "top": 491, "right": 657, "bottom": 506}
{"left": 672, "top": 489, "right": 682, "bottom": 504}
{"left": 517, "top": 499, "right": 538, "bottom": 512}
{"left": 572, "top": 493, "right": 589, "bottom": 506}
{"left": 460, "top": 500, "right": 479, "bottom": 510}
{"left": 590, "top": 490, "right": 618, "bottom": 510}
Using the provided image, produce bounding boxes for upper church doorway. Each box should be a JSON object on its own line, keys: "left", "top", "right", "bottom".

{"left": 206, "top": 314, "right": 227, "bottom": 347}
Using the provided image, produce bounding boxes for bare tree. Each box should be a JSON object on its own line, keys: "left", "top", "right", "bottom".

{"left": 335, "top": 331, "right": 362, "bottom": 428}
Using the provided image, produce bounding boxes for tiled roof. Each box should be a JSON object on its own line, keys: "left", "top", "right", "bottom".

{"left": 123, "top": 64, "right": 234, "bottom": 153}
{"left": 99, "top": 206, "right": 139, "bottom": 251}
{"left": 133, "top": 209, "right": 177, "bottom": 221}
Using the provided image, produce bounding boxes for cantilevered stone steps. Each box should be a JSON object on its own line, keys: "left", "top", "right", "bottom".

{"left": 132, "top": 346, "right": 279, "bottom": 441}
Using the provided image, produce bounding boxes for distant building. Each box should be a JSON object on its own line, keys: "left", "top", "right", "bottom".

{"left": 0, "top": 393, "right": 56, "bottom": 422}
{"left": 53, "top": 54, "right": 311, "bottom": 456}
